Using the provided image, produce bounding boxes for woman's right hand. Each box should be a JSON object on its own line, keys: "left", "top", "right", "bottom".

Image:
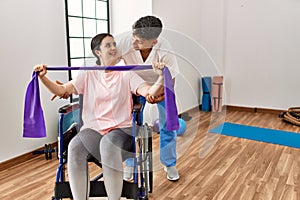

{"left": 34, "top": 64, "right": 47, "bottom": 77}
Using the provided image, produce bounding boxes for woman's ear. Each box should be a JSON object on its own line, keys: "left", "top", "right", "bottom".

{"left": 94, "top": 49, "right": 102, "bottom": 58}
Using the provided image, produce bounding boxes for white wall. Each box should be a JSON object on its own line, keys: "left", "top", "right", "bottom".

{"left": 110, "top": 0, "right": 152, "bottom": 35}
{"left": 224, "top": 0, "right": 300, "bottom": 109}
{"left": 0, "top": 0, "right": 69, "bottom": 162}
{"left": 153, "top": 0, "right": 300, "bottom": 110}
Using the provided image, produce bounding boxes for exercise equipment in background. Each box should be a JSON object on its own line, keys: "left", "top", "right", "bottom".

{"left": 152, "top": 118, "right": 187, "bottom": 136}
{"left": 201, "top": 77, "right": 212, "bottom": 111}
{"left": 279, "top": 107, "right": 300, "bottom": 126}
{"left": 176, "top": 118, "right": 187, "bottom": 136}
{"left": 32, "top": 143, "right": 58, "bottom": 160}
{"left": 179, "top": 112, "right": 192, "bottom": 121}
{"left": 212, "top": 76, "right": 223, "bottom": 112}
{"left": 153, "top": 119, "right": 160, "bottom": 133}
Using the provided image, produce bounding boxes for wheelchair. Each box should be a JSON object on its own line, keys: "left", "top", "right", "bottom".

{"left": 52, "top": 95, "right": 153, "bottom": 200}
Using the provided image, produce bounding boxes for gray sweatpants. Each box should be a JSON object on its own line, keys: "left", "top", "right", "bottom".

{"left": 67, "top": 127, "right": 133, "bottom": 200}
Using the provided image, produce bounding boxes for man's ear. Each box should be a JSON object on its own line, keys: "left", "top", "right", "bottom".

{"left": 152, "top": 39, "right": 158, "bottom": 46}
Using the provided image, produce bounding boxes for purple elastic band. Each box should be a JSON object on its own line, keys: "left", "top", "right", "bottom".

{"left": 23, "top": 72, "right": 46, "bottom": 138}
{"left": 163, "top": 67, "right": 180, "bottom": 131}
{"left": 23, "top": 65, "right": 179, "bottom": 138}
{"left": 46, "top": 65, "right": 153, "bottom": 71}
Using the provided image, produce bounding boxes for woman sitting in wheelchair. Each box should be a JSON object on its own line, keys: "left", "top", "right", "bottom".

{"left": 34, "top": 33, "right": 165, "bottom": 200}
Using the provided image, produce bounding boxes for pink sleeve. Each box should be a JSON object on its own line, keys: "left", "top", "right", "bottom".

{"left": 69, "top": 71, "right": 87, "bottom": 95}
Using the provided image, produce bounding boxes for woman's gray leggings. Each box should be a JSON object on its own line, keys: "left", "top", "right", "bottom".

{"left": 67, "top": 127, "right": 133, "bottom": 200}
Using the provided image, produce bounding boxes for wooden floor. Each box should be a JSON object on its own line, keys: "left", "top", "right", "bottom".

{"left": 1, "top": 108, "right": 300, "bottom": 200}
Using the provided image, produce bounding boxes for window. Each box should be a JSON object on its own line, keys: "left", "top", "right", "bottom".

{"left": 65, "top": 0, "right": 109, "bottom": 102}
{"left": 65, "top": 0, "right": 109, "bottom": 77}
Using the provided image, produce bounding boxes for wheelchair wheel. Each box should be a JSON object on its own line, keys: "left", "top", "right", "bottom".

{"left": 140, "top": 123, "right": 153, "bottom": 196}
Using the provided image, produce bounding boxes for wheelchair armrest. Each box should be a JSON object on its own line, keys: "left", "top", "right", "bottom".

{"left": 133, "top": 103, "right": 142, "bottom": 113}
{"left": 58, "top": 102, "right": 80, "bottom": 114}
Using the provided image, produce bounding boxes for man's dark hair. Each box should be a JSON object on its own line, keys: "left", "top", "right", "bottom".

{"left": 132, "top": 16, "right": 163, "bottom": 40}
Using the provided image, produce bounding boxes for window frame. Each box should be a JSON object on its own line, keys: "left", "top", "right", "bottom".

{"left": 64, "top": 0, "right": 110, "bottom": 102}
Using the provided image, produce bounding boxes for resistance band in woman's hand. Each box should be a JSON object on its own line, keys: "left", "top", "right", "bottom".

{"left": 23, "top": 65, "right": 179, "bottom": 138}
{"left": 23, "top": 72, "right": 46, "bottom": 138}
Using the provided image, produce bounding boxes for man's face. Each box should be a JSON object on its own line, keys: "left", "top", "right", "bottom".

{"left": 131, "top": 35, "right": 157, "bottom": 50}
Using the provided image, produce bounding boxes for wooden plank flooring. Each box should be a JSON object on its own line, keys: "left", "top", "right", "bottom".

{"left": 1, "top": 108, "right": 300, "bottom": 200}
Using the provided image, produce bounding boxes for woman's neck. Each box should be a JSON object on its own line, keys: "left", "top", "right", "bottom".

{"left": 101, "top": 57, "right": 121, "bottom": 73}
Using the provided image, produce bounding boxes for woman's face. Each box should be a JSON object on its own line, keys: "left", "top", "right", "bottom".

{"left": 98, "top": 36, "right": 120, "bottom": 65}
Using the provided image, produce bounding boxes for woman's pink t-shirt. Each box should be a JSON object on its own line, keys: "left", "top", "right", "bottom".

{"left": 70, "top": 69, "right": 145, "bottom": 135}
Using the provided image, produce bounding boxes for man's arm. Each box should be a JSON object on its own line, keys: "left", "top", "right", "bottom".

{"left": 136, "top": 76, "right": 164, "bottom": 98}
{"left": 136, "top": 63, "right": 165, "bottom": 98}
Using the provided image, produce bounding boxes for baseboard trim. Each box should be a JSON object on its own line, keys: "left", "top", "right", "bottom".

{"left": 198, "top": 104, "right": 284, "bottom": 115}
{"left": 0, "top": 141, "right": 58, "bottom": 171}
{"left": 225, "top": 105, "right": 285, "bottom": 115}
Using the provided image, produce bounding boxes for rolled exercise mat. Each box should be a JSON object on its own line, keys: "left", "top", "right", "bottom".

{"left": 212, "top": 76, "right": 223, "bottom": 112}
{"left": 201, "top": 77, "right": 212, "bottom": 111}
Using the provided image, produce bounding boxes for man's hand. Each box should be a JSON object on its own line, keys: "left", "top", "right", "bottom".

{"left": 146, "top": 93, "right": 165, "bottom": 104}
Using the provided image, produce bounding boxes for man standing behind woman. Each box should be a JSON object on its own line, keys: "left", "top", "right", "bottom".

{"left": 117, "top": 15, "right": 180, "bottom": 181}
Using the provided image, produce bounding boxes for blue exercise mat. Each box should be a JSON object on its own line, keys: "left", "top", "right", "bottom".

{"left": 209, "top": 122, "right": 300, "bottom": 148}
